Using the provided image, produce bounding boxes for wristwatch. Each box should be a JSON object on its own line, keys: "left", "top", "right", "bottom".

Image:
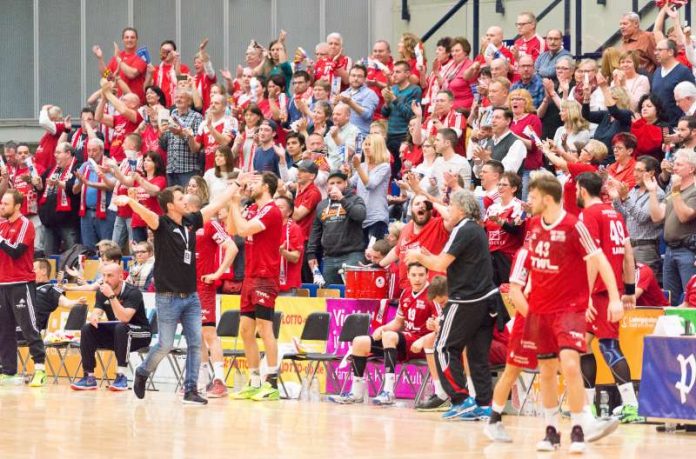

{"left": 107, "top": 295, "right": 116, "bottom": 301}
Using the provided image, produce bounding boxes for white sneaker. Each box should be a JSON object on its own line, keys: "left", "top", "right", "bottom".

{"left": 585, "top": 417, "right": 619, "bottom": 442}
{"left": 483, "top": 422, "right": 513, "bottom": 443}
{"left": 328, "top": 392, "right": 363, "bottom": 404}
{"left": 371, "top": 390, "right": 395, "bottom": 406}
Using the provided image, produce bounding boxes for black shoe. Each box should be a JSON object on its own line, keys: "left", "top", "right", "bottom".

{"left": 536, "top": 426, "right": 561, "bottom": 451}
{"left": 569, "top": 425, "right": 586, "bottom": 454}
{"left": 133, "top": 371, "right": 147, "bottom": 399}
{"left": 415, "top": 394, "right": 451, "bottom": 411}
{"left": 183, "top": 390, "right": 208, "bottom": 406}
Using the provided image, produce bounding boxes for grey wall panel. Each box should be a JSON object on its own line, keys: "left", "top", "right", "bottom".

{"left": 180, "top": 0, "right": 225, "bottom": 74}
{"left": 133, "top": 0, "right": 176, "bottom": 71}
{"left": 85, "top": 0, "right": 129, "bottom": 100}
{"left": 38, "top": 0, "right": 81, "bottom": 116}
{"left": 325, "top": 0, "right": 371, "bottom": 61}
{"left": 0, "top": 0, "right": 34, "bottom": 118}
{"left": 277, "top": 0, "right": 321, "bottom": 57}
{"left": 228, "top": 0, "right": 273, "bottom": 70}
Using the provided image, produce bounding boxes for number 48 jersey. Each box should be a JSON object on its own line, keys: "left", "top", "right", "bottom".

{"left": 579, "top": 203, "right": 628, "bottom": 294}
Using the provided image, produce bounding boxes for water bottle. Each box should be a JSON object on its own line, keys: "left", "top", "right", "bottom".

{"left": 599, "top": 390, "right": 610, "bottom": 419}
{"left": 312, "top": 266, "right": 326, "bottom": 287}
{"left": 309, "top": 377, "right": 320, "bottom": 402}
{"left": 664, "top": 422, "right": 677, "bottom": 433}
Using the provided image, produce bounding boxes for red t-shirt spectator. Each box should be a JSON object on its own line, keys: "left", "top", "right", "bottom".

{"left": 132, "top": 176, "right": 166, "bottom": 229}
{"left": 510, "top": 113, "right": 543, "bottom": 170}
{"left": 293, "top": 182, "right": 322, "bottom": 242}
{"left": 195, "top": 117, "right": 235, "bottom": 172}
{"left": 366, "top": 59, "right": 393, "bottom": 120}
{"left": 108, "top": 51, "right": 148, "bottom": 104}
{"left": 394, "top": 217, "right": 450, "bottom": 290}
{"left": 682, "top": 275, "right": 696, "bottom": 307}
{"left": 279, "top": 220, "right": 304, "bottom": 291}
{"left": 513, "top": 35, "right": 546, "bottom": 62}
{"left": 35, "top": 118, "right": 68, "bottom": 172}
{"left": 636, "top": 263, "right": 669, "bottom": 307}
{"left": 110, "top": 112, "right": 143, "bottom": 163}
{"left": 152, "top": 62, "right": 191, "bottom": 107}
{"left": 8, "top": 165, "right": 39, "bottom": 216}
{"left": 630, "top": 118, "right": 664, "bottom": 161}
{"left": 607, "top": 158, "right": 637, "bottom": 190}
{"left": 444, "top": 59, "right": 476, "bottom": 111}
{"left": 564, "top": 162, "right": 597, "bottom": 216}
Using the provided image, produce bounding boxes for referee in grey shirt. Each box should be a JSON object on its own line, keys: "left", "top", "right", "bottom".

{"left": 610, "top": 155, "right": 664, "bottom": 278}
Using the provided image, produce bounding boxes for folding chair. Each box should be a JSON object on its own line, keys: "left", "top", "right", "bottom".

{"left": 394, "top": 359, "right": 431, "bottom": 404}
{"left": 517, "top": 367, "right": 540, "bottom": 415}
{"left": 218, "top": 310, "right": 243, "bottom": 385}
{"left": 44, "top": 304, "right": 88, "bottom": 383}
{"left": 279, "top": 312, "right": 331, "bottom": 398}
{"left": 305, "top": 313, "right": 370, "bottom": 395}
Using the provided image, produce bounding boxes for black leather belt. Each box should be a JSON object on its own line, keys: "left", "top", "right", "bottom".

{"left": 158, "top": 292, "right": 192, "bottom": 298}
{"left": 630, "top": 239, "right": 657, "bottom": 247}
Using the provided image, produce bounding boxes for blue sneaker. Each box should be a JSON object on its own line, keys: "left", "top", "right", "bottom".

{"left": 460, "top": 404, "right": 492, "bottom": 421}
{"left": 71, "top": 375, "right": 97, "bottom": 391}
{"left": 109, "top": 374, "right": 128, "bottom": 392}
{"left": 442, "top": 396, "right": 477, "bottom": 420}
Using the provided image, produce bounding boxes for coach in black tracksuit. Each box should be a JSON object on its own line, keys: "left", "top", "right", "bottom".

{"left": 405, "top": 189, "right": 497, "bottom": 419}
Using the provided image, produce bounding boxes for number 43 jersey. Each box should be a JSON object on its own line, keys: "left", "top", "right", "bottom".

{"left": 580, "top": 202, "right": 628, "bottom": 295}
{"left": 510, "top": 212, "right": 601, "bottom": 314}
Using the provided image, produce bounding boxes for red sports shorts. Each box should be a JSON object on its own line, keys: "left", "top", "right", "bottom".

{"left": 197, "top": 282, "right": 217, "bottom": 326}
{"left": 240, "top": 277, "right": 279, "bottom": 314}
{"left": 524, "top": 311, "right": 587, "bottom": 357}
{"left": 587, "top": 292, "right": 620, "bottom": 339}
{"left": 506, "top": 314, "right": 538, "bottom": 369}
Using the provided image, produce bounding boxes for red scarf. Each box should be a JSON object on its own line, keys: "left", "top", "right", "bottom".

{"left": 79, "top": 158, "right": 108, "bottom": 219}
{"left": 40, "top": 157, "right": 76, "bottom": 211}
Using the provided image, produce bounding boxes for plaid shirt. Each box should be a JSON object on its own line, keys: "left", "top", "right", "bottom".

{"left": 511, "top": 74, "right": 545, "bottom": 108}
{"left": 614, "top": 186, "right": 664, "bottom": 241}
{"left": 160, "top": 108, "right": 203, "bottom": 174}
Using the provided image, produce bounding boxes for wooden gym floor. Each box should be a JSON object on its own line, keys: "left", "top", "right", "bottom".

{"left": 1, "top": 384, "right": 695, "bottom": 459}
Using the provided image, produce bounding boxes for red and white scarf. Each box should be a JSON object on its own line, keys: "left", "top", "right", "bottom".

{"left": 40, "top": 157, "right": 76, "bottom": 212}
{"left": 79, "top": 158, "right": 108, "bottom": 219}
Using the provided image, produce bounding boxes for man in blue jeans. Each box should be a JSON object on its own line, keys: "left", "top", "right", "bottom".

{"left": 646, "top": 149, "right": 696, "bottom": 305}
{"left": 115, "top": 182, "right": 236, "bottom": 405}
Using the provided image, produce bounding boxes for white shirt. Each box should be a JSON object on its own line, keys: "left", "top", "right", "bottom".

{"left": 473, "top": 130, "right": 526, "bottom": 178}
{"left": 430, "top": 153, "right": 472, "bottom": 191}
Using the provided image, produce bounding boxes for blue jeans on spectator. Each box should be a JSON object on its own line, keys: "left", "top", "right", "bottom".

{"left": 322, "top": 251, "right": 365, "bottom": 285}
{"left": 363, "top": 221, "right": 388, "bottom": 247}
{"left": 44, "top": 225, "right": 78, "bottom": 256}
{"left": 132, "top": 226, "right": 148, "bottom": 243}
{"left": 112, "top": 216, "right": 132, "bottom": 250}
{"left": 80, "top": 209, "right": 116, "bottom": 252}
{"left": 663, "top": 246, "right": 696, "bottom": 305}
{"left": 167, "top": 171, "right": 198, "bottom": 188}
{"left": 136, "top": 292, "right": 202, "bottom": 392}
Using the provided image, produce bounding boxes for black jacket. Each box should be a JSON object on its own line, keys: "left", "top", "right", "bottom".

{"left": 306, "top": 190, "right": 366, "bottom": 259}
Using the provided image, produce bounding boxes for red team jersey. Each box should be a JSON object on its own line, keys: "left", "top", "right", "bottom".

{"left": 244, "top": 201, "right": 283, "bottom": 278}
{"left": 195, "top": 117, "right": 236, "bottom": 172}
{"left": 397, "top": 286, "right": 440, "bottom": 337}
{"left": 484, "top": 198, "right": 526, "bottom": 258}
{"left": 109, "top": 112, "right": 143, "bottom": 163}
{"left": 196, "top": 219, "right": 231, "bottom": 279}
{"left": 636, "top": 263, "right": 669, "bottom": 307}
{"left": 7, "top": 166, "right": 39, "bottom": 216}
{"left": 108, "top": 52, "right": 148, "bottom": 104}
{"left": 0, "top": 216, "right": 35, "bottom": 283}
{"left": 510, "top": 211, "right": 600, "bottom": 314}
{"left": 279, "top": 220, "right": 304, "bottom": 291}
{"left": 579, "top": 203, "right": 627, "bottom": 294}
{"left": 394, "top": 217, "right": 450, "bottom": 290}
{"left": 35, "top": 123, "right": 69, "bottom": 172}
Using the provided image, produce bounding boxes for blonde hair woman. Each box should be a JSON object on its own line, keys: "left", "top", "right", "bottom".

{"left": 553, "top": 99, "right": 591, "bottom": 155}
{"left": 348, "top": 134, "right": 392, "bottom": 243}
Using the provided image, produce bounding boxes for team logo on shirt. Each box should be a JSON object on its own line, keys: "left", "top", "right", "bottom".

{"left": 550, "top": 230, "right": 566, "bottom": 242}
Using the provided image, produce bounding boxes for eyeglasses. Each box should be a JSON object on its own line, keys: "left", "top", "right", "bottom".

{"left": 556, "top": 66, "right": 570, "bottom": 70}
{"left": 546, "top": 37, "right": 562, "bottom": 41}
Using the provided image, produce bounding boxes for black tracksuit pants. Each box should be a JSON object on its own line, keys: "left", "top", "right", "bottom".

{"left": 79, "top": 322, "right": 151, "bottom": 374}
{"left": 0, "top": 282, "right": 45, "bottom": 375}
{"left": 434, "top": 297, "right": 495, "bottom": 406}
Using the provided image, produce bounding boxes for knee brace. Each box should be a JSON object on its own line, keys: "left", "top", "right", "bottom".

{"left": 598, "top": 339, "right": 625, "bottom": 367}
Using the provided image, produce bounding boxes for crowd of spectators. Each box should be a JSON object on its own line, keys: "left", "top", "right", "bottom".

{"left": 3, "top": 4, "right": 696, "bottom": 307}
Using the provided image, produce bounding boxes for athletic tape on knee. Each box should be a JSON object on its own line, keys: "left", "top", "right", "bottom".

{"left": 598, "top": 339, "right": 625, "bottom": 368}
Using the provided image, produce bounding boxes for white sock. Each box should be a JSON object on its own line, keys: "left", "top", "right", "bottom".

{"left": 267, "top": 365, "right": 279, "bottom": 375}
{"left": 384, "top": 373, "right": 395, "bottom": 393}
{"left": 618, "top": 382, "right": 638, "bottom": 406}
{"left": 544, "top": 407, "right": 560, "bottom": 429}
{"left": 571, "top": 412, "right": 585, "bottom": 430}
{"left": 467, "top": 375, "right": 476, "bottom": 399}
{"left": 250, "top": 368, "right": 261, "bottom": 387}
{"left": 585, "top": 388, "right": 596, "bottom": 407}
{"left": 198, "top": 363, "right": 209, "bottom": 387}
{"left": 213, "top": 362, "right": 225, "bottom": 382}
{"left": 34, "top": 363, "right": 45, "bottom": 371}
{"left": 351, "top": 376, "right": 365, "bottom": 398}
{"left": 492, "top": 402, "right": 505, "bottom": 415}
{"left": 117, "top": 366, "right": 127, "bottom": 376}
{"left": 433, "top": 379, "right": 448, "bottom": 400}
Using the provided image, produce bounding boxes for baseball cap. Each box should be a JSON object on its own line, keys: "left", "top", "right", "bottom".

{"left": 297, "top": 160, "right": 318, "bottom": 175}
{"left": 260, "top": 119, "right": 278, "bottom": 132}
{"left": 328, "top": 170, "right": 348, "bottom": 181}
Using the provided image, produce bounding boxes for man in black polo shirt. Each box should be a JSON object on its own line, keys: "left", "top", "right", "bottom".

{"left": 71, "top": 262, "right": 150, "bottom": 391}
{"left": 115, "top": 183, "right": 236, "bottom": 405}
{"left": 33, "top": 258, "right": 87, "bottom": 331}
{"left": 405, "top": 189, "right": 498, "bottom": 422}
